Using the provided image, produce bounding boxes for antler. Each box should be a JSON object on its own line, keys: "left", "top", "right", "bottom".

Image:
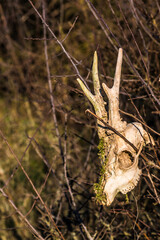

{"left": 77, "top": 49, "right": 126, "bottom": 134}
{"left": 102, "top": 49, "right": 126, "bottom": 131}
{"left": 77, "top": 51, "right": 107, "bottom": 140}
{"left": 77, "top": 48, "right": 153, "bottom": 206}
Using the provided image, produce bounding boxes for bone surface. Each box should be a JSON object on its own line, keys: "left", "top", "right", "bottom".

{"left": 77, "top": 49, "right": 153, "bottom": 206}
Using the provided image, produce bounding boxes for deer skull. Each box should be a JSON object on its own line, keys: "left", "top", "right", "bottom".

{"left": 77, "top": 49, "right": 153, "bottom": 205}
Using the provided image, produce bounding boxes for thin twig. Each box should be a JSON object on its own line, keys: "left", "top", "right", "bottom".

{"left": 28, "top": 0, "right": 88, "bottom": 87}
{"left": 0, "top": 129, "right": 65, "bottom": 240}
{"left": 85, "top": 109, "right": 160, "bottom": 170}
{"left": 42, "top": 0, "right": 64, "bottom": 162}
{"left": 0, "top": 188, "right": 45, "bottom": 240}
{"left": 122, "top": 90, "right": 160, "bottom": 165}
{"left": 84, "top": 0, "right": 160, "bottom": 107}
{"left": 119, "top": 109, "right": 160, "bottom": 136}
{"left": 130, "top": 0, "right": 160, "bottom": 47}
{"left": 2, "top": 121, "right": 44, "bottom": 190}
{"left": 31, "top": 138, "right": 60, "bottom": 183}
{"left": 147, "top": 169, "right": 160, "bottom": 204}
{"left": 41, "top": 2, "right": 93, "bottom": 239}
{"left": 85, "top": 0, "right": 118, "bottom": 52}
{"left": 63, "top": 115, "right": 93, "bottom": 239}
{"left": 63, "top": 113, "right": 76, "bottom": 207}
{"left": 117, "top": 1, "right": 150, "bottom": 78}
{"left": 25, "top": 161, "right": 54, "bottom": 218}
{"left": 61, "top": 16, "right": 79, "bottom": 43}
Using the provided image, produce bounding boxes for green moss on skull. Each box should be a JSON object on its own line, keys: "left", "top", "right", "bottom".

{"left": 97, "top": 138, "right": 105, "bottom": 162}
{"left": 94, "top": 138, "right": 108, "bottom": 205}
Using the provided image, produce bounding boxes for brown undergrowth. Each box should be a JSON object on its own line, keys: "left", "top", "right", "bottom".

{"left": 0, "top": 0, "right": 159, "bottom": 239}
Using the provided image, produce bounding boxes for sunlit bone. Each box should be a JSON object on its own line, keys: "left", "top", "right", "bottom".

{"left": 77, "top": 49, "right": 153, "bottom": 205}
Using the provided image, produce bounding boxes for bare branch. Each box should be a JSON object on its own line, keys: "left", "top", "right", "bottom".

{"left": 0, "top": 188, "right": 44, "bottom": 240}
{"left": 85, "top": 0, "right": 160, "bottom": 107}
{"left": 42, "top": 0, "right": 64, "bottom": 163}
{"left": 0, "top": 129, "right": 65, "bottom": 240}
{"left": 28, "top": 0, "right": 88, "bottom": 87}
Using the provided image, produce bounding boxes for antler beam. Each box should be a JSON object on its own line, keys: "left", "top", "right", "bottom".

{"left": 102, "top": 49, "right": 126, "bottom": 131}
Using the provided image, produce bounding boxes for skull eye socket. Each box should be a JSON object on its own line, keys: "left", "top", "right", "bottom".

{"left": 118, "top": 150, "right": 134, "bottom": 168}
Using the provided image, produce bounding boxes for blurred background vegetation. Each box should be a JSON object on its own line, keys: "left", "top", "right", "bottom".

{"left": 0, "top": 0, "right": 160, "bottom": 239}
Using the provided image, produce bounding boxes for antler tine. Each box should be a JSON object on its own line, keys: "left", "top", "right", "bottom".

{"left": 77, "top": 51, "right": 101, "bottom": 106}
{"left": 102, "top": 48, "right": 126, "bottom": 131}
{"left": 102, "top": 48, "right": 123, "bottom": 97}
{"left": 92, "top": 51, "right": 101, "bottom": 95}
{"left": 77, "top": 78, "right": 96, "bottom": 106}
{"left": 77, "top": 52, "right": 108, "bottom": 139}
{"left": 113, "top": 48, "right": 123, "bottom": 93}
